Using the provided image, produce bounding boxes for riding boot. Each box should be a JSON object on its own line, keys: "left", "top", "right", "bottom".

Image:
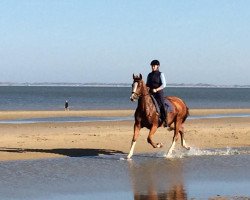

{"left": 161, "top": 108, "right": 168, "bottom": 128}
{"left": 163, "top": 112, "right": 168, "bottom": 128}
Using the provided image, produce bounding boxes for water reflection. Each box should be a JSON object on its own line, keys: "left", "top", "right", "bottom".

{"left": 127, "top": 158, "right": 187, "bottom": 200}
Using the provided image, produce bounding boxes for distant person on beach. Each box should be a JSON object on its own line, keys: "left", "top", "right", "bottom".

{"left": 146, "top": 59, "right": 167, "bottom": 127}
{"left": 65, "top": 100, "right": 69, "bottom": 111}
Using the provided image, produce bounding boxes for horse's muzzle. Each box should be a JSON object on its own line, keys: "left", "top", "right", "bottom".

{"left": 130, "top": 93, "right": 138, "bottom": 101}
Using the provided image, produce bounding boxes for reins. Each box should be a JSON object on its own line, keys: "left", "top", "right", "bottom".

{"left": 131, "top": 91, "right": 150, "bottom": 97}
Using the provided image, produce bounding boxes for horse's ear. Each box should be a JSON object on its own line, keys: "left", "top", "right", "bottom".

{"left": 139, "top": 73, "right": 142, "bottom": 79}
{"left": 133, "top": 73, "right": 135, "bottom": 79}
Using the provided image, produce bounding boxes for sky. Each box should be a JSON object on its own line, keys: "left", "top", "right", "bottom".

{"left": 0, "top": 0, "right": 250, "bottom": 85}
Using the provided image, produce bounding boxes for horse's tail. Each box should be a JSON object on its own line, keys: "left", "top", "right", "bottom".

{"left": 182, "top": 105, "right": 189, "bottom": 123}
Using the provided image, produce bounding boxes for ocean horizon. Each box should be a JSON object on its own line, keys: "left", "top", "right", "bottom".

{"left": 0, "top": 82, "right": 250, "bottom": 88}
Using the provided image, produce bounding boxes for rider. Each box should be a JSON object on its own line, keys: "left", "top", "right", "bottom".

{"left": 146, "top": 60, "right": 168, "bottom": 127}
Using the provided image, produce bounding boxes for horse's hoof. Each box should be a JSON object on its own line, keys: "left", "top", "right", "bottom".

{"left": 126, "top": 156, "right": 132, "bottom": 160}
{"left": 156, "top": 143, "right": 163, "bottom": 148}
{"left": 164, "top": 152, "right": 173, "bottom": 158}
{"left": 185, "top": 146, "right": 190, "bottom": 150}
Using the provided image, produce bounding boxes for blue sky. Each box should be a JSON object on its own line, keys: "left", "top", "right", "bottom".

{"left": 0, "top": 0, "right": 250, "bottom": 85}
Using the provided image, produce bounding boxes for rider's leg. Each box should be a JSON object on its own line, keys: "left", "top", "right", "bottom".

{"left": 158, "top": 92, "right": 168, "bottom": 127}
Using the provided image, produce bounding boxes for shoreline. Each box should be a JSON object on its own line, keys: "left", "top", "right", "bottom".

{"left": 0, "top": 108, "right": 250, "bottom": 120}
{"left": 0, "top": 108, "right": 250, "bottom": 162}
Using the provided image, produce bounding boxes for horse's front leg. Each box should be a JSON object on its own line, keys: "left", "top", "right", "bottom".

{"left": 147, "top": 125, "right": 163, "bottom": 148}
{"left": 127, "top": 123, "right": 141, "bottom": 159}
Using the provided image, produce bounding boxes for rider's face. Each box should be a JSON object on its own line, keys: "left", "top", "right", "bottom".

{"left": 151, "top": 65, "right": 159, "bottom": 71}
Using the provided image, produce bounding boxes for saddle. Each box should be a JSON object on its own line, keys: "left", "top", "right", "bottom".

{"left": 150, "top": 95, "right": 173, "bottom": 115}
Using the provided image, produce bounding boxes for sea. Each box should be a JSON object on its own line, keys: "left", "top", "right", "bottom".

{"left": 0, "top": 86, "right": 250, "bottom": 110}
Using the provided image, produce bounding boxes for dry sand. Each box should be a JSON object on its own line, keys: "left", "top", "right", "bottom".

{"left": 0, "top": 109, "right": 250, "bottom": 161}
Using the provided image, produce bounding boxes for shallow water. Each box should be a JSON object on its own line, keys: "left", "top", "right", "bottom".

{"left": 0, "top": 113, "right": 250, "bottom": 124}
{"left": 0, "top": 116, "right": 133, "bottom": 124}
{"left": 0, "top": 147, "right": 250, "bottom": 200}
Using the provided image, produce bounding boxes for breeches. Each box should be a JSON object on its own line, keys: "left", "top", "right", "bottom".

{"left": 152, "top": 92, "right": 165, "bottom": 109}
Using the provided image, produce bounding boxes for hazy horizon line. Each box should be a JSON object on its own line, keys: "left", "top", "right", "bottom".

{"left": 0, "top": 81, "right": 250, "bottom": 88}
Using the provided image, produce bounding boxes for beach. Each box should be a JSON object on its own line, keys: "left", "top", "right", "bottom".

{"left": 0, "top": 109, "right": 250, "bottom": 162}
{"left": 1, "top": 109, "right": 250, "bottom": 199}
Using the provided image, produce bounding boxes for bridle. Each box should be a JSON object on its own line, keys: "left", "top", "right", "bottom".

{"left": 131, "top": 81, "right": 140, "bottom": 98}
{"left": 131, "top": 79, "right": 149, "bottom": 101}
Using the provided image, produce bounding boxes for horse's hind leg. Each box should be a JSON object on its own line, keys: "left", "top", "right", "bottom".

{"left": 179, "top": 125, "right": 190, "bottom": 150}
{"left": 167, "top": 111, "right": 176, "bottom": 127}
{"left": 166, "top": 119, "right": 181, "bottom": 157}
{"left": 127, "top": 123, "right": 141, "bottom": 159}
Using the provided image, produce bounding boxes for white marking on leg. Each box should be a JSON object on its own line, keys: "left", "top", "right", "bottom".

{"left": 182, "top": 139, "right": 187, "bottom": 148}
{"left": 127, "top": 141, "right": 136, "bottom": 159}
{"left": 166, "top": 140, "right": 176, "bottom": 157}
{"left": 182, "top": 139, "right": 190, "bottom": 150}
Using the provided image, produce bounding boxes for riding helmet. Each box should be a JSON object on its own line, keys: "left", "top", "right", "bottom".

{"left": 150, "top": 60, "right": 160, "bottom": 66}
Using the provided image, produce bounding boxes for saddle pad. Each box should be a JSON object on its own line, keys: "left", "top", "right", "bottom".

{"left": 150, "top": 95, "right": 174, "bottom": 113}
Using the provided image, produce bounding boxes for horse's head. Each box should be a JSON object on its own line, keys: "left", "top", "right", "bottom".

{"left": 130, "top": 73, "right": 144, "bottom": 101}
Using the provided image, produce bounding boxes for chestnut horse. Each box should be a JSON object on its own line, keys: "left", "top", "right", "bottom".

{"left": 127, "top": 74, "right": 190, "bottom": 159}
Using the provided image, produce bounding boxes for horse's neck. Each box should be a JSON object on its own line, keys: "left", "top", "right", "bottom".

{"left": 138, "top": 86, "right": 154, "bottom": 114}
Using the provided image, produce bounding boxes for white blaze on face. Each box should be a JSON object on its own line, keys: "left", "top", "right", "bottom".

{"left": 130, "top": 82, "right": 138, "bottom": 100}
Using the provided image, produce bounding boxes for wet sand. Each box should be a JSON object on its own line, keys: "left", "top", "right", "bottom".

{"left": 0, "top": 109, "right": 250, "bottom": 161}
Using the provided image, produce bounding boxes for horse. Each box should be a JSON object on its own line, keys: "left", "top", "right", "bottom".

{"left": 127, "top": 74, "right": 190, "bottom": 159}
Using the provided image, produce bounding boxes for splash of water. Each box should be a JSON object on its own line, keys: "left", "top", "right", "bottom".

{"left": 156, "top": 146, "right": 242, "bottom": 159}
{"left": 97, "top": 147, "right": 249, "bottom": 160}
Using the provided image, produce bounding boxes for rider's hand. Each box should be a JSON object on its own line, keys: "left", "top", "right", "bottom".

{"left": 153, "top": 89, "right": 157, "bottom": 93}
